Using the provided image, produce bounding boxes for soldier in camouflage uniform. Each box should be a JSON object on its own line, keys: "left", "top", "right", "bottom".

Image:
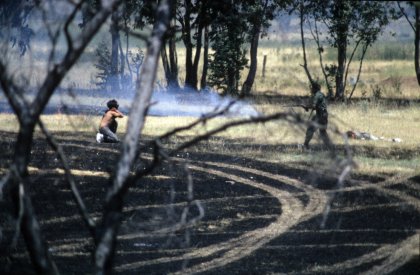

{"left": 303, "top": 82, "right": 332, "bottom": 150}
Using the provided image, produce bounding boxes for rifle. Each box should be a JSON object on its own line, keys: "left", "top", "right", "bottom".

{"left": 280, "top": 104, "right": 314, "bottom": 121}
{"left": 280, "top": 104, "right": 310, "bottom": 111}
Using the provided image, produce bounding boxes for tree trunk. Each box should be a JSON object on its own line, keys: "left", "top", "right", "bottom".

{"left": 226, "top": 28, "right": 237, "bottom": 95}
{"left": 10, "top": 123, "right": 59, "bottom": 274}
{"left": 299, "top": 1, "right": 314, "bottom": 85}
{"left": 161, "top": 42, "right": 171, "bottom": 85}
{"left": 93, "top": 1, "right": 172, "bottom": 273}
{"left": 200, "top": 26, "right": 209, "bottom": 89}
{"left": 1, "top": 1, "right": 121, "bottom": 273}
{"left": 192, "top": 24, "right": 203, "bottom": 91}
{"left": 182, "top": 0, "right": 196, "bottom": 90}
{"left": 334, "top": 2, "right": 348, "bottom": 100}
{"left": 241, "top": 24, "right": 260, "bottom": 97}
{"left": 168, "top": 28, "right": 179, "bottom": 88}
{"left": 161, "top": 19, "right": 180, "bottom": 89}
{"left": 415, "top": 6, "right": 420, "bottom": 86}
{"left": 335, "top": 37, "right": 347, "bottom": 100}
{"left": 110, "top": 11, "right": 120, "bottom": 91}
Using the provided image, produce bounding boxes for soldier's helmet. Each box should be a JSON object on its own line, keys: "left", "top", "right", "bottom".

{"left": 310, "top": 82, "right": 320, "bottom": 93}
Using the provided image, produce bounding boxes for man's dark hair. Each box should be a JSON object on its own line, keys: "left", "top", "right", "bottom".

{"left": 107, "top": 99, "right": 119, "bottom": 109}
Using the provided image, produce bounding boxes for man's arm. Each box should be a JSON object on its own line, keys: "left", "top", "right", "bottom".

{"left": 111, "top": 109, "right": 124, "bottom": 118}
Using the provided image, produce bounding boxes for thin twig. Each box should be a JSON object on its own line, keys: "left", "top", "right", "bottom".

{"left": 11, "top": 182, "right": 25, "bottom": 248}
{"left": 159, "top": 101, "right": 236, "bottom": 140}
{"left": 0, "top": 170, "right": 11, "bottom": 199}
{"left": 299, "top": 1, "right": 314, "bottom": 84}
{"left": 171, "top": 112, "right": 295, "bottom": 155}
{"left": 38, "top": 119, "right": 96, "bottom": 236}
{"left": 397, "top": 2, "right": 415, "bottom": 32}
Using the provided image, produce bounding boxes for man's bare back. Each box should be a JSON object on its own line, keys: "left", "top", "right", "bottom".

{"left": 99, "top": 108, "right": 123, "bottom": 128}
{"left": 97, "top": 99, "right": 124, "bottom": 143}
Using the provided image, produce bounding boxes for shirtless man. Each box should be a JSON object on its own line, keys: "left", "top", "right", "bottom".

{"left": 96, "top": 99, "right": 124, "bottom": 143}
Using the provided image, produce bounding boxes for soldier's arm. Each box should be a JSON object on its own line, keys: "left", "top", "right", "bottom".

{"left": 305, "top": 94, "right": 322, "bottom": 111}
{"left": 301, "top": 102, "right": 315, "bottom": 112}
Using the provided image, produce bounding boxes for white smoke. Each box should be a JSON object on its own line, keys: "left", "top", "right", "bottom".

{"left": 147, "top": 87, "right": 260, "bottom": 117}
{"left": 0, "top": 85, "right": 261, "bottom": 118}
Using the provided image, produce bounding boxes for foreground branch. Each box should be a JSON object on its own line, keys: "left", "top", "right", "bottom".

{"left": 299, "top": 1, "right": 314, "bottom": 84}
{"left": 171, "top": 112, "right": 297, "bottom": 155}
{"left": 38, "top": 119, "right": 96, "bottom": 236}
{"left": 94, "top": 1, "right": 173, "bottom": 273}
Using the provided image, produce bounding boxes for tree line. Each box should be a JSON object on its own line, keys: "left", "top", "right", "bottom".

{"left": 0, "top": 1, "right": 418, "bottom": 274}
{"left": 2, "top": 1, "right": 419, "bottom": 100}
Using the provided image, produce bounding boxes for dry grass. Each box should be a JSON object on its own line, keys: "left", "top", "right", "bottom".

{"left": 3, "top": 97, "right": 419, "bottom": 178}
{"left": 10, "top": 40, "right": 418, "bottom": 99}
{"left": 2, "top": 39, "right": 420, "bottom": 179}
{"left": 2, "top": 101, "right": 419, "bottom": 150}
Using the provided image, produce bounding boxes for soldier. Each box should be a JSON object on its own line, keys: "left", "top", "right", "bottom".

{"left": 96, "top": 99, "right": 124, "bottom": 143}
{"left": 302, "top": 82, "right": 332, "bottom": 150}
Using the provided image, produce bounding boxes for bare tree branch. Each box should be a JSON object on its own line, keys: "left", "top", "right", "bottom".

{"left": 41, "top": 2, "right": 62, "bottom": 70}
{"left": 8, "top": 166, "right": 60, "bottom": 274}
{"left": 31, "top": 0, "right": 122, "bottom": 118}
{"left": 94, "top": 1, "right": 173, "bottom": 273}
{"left": 119, "top": 24, "right": 150, "bottom": 41}
{"left": 309, "top": 19, "right": 334, "bottom": 97}
{"left": 348, "top": 43, "right": 369, "bottom": 100}
{"left": 129, "top": 101, "right": 241, "bottom": 181}
{"left": 0, "top": 1, "right": 123, "bottom": 273}
{"left": 0, "top": 62, "right": 29, "bottom": 119}
{"left": 11, "top": 182, "right": 24, "bottom": 248}
{"left": 63, "top": 0, "right": 86, "bottom": 53}
{"left": 343, "top": 39, "right": 362, "bottom": 89}
{"left": 159, "top": 101, "right": 236, "bottom": 140}
{"left": 398, "top": 2, "right": 415, "bottom": 31}
{"left": 299, "top": 1, "right": 314, "bottom": 85}
{"left": 38, "top": 119, "right": 96, "bottom": 236}
{"left": 171, "top": 111, "right": 298, "bottom": 155}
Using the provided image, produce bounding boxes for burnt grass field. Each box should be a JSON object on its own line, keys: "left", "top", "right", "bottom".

{"left": 0, "top": 129, "right": 419, "bottom": 274}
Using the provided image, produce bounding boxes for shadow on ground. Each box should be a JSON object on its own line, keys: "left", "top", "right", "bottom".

{"left": 0, "top": 131, "right": 419, "bottom": 274}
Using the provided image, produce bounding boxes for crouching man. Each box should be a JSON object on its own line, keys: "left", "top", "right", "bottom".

{"left": 96, "top": 99, "right": 124, "bottom": 143}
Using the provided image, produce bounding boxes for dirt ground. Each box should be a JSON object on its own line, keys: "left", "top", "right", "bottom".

{"left": 0, "top": 130, "right": 419, "bottom": 274}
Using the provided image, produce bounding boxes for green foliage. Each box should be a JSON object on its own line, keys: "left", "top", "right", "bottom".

{"left": 0, "top": 0, "right": 37, "bottom": 56}
{"left": 94, "top": 42, "right": 144, "bottom": 91}
{"left": 296, "top": 0, "right": 397, "bottom": 99}
{"left": 324, "top": 63, "right": 337, "bottom": 85}
{"left": 208, "top": 26, "right": 248, "bottom": 95}
{"left": 207, "top": 3, "right": 249, "bottom": 95}
{"left": 94, "top": 41, "right": 113, "bottom": 89}
{"left": 128, "top": 47, "right": 145, "bottom": 80}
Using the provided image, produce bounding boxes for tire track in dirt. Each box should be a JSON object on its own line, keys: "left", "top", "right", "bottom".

{"left": 300, "top": 173, "right": 420, "bottom": 274}
{"left": 301, "top": 233, "right": 419, "bottom": 274}
{"left": 20, "top": 144, "right": 418, "bottom": 274}
{"left": 116, "top": 159, "right": 327, "bottom": 274}
{"left": 328, "top": 174, "right": 420, "bottom": 211}
{"left": 164, "top": 160, "right": 419, "bottom": 274}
